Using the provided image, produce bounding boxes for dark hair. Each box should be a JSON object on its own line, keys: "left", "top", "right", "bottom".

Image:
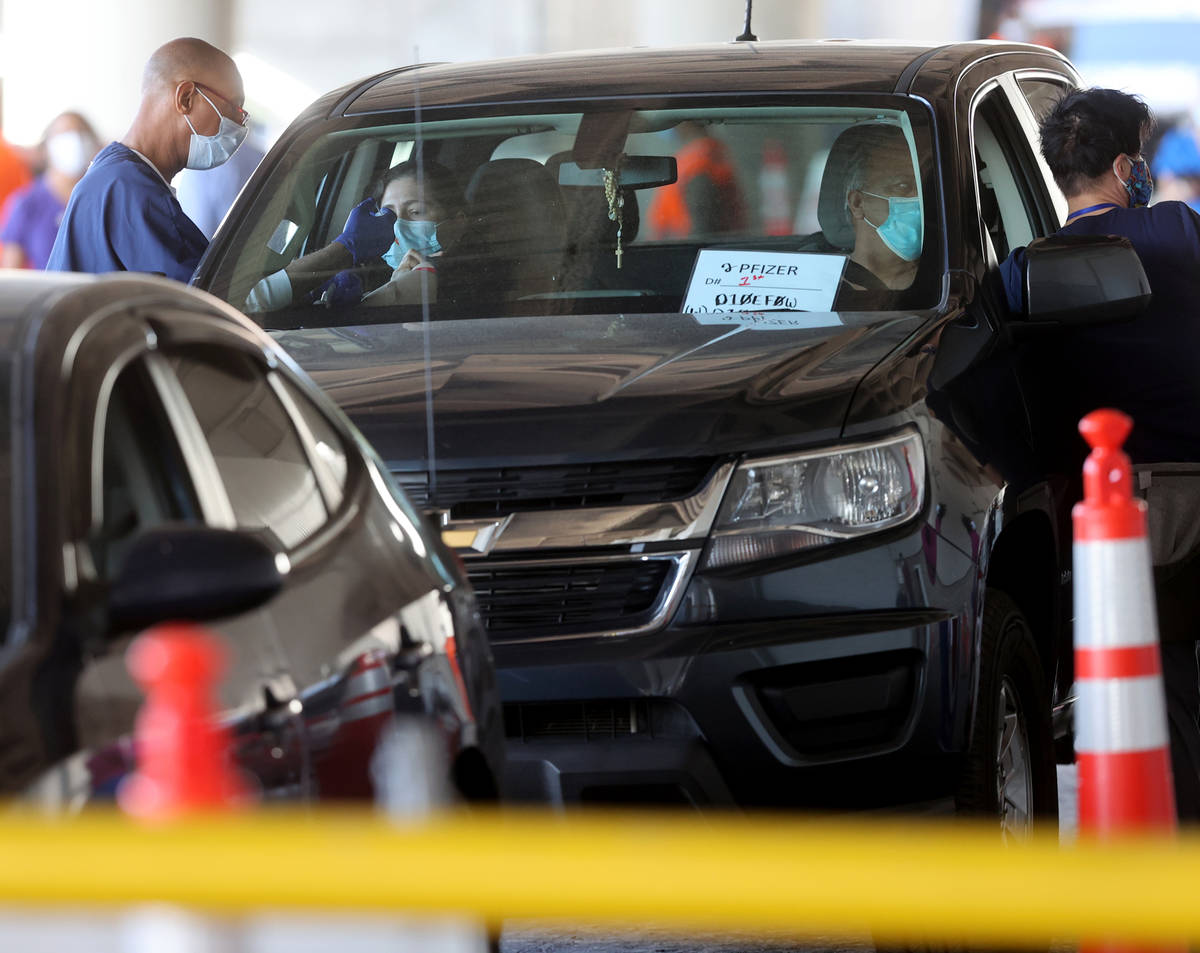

{"left": 372, "top": 159, "right": 462, "bottom": 215}
{"left": 843, "top": 123, "right": 911, "bottom": 196}
{"left": 1039, "top": 88, "right": 1154, "bottom": 196}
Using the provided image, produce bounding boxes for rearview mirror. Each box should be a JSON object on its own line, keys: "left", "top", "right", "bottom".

{"left": 106, "top": 525, "right": 284, "bottom": 633}
{"left": 1024, "top": 234, "right": 1151, "bottom": 325}
{"left": 557, "top": 155, "right": 678, "bottom": 190}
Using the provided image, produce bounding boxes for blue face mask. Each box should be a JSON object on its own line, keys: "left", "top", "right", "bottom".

{"left": 1115, "top": 155, "right": 1154, "bottom": 208}
{"left": 861, "top": 191, "right": 923, "bottom": 262}
{"left": 382, "top": 219, "right": 441, "bottom": 269}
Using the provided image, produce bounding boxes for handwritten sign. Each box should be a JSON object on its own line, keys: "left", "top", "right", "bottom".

{"left": 681, "top": 250, "right": 846, "bottom": 315}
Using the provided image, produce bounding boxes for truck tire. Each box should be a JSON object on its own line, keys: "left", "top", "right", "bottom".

{"left": 957, "top": 587, "right": 1058, "bottom": 833}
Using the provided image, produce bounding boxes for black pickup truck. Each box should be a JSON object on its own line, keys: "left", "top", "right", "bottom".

{"left": 195, "top": 40, "right": 1151, "bottom": 827}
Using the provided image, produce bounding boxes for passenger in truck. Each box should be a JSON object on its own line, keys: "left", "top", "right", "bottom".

{"left": 246, "top": 159, "right": 465, "bottom": 312}
{"left": 361, "top": 159, "right": 467, "bottom": 307}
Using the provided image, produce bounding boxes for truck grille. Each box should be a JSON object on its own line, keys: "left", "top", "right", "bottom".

{"left": 466, "top": 556, "right": 680, "bottom": 642}
{"left": 504, "top": 699, "right": 701, "bottom": 741}
{"left": 396, "top": 458, "right": 717, "bottom": 517}
{"left": 505, "top": 700, "right": 644, "bottom": 739}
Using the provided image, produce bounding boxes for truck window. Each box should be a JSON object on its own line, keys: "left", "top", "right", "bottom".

{"left": 973, "top": 90, "right": 1040, "bottom": 261}
{"left": 1018, "top": 78, "right": 1070, "bottom": 124}
{"left": 212, "top": 97, "right": 943, "bottom": 323}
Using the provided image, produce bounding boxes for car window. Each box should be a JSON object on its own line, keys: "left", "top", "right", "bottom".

{"left": 1017, "top": 78, "right": 1070, "bottom": 124}
{"left": 275, "top": 375, "right": 350, "bottom": 512}
{"left": 212, "top": 96, "right": 942, "bottom": 322}
{"left": 169, "top": 350, "right": 329, "bottom": 550}
{"left": 98, "top": 358, "right": 203, "bottom": 578}
{"left": 973, "top": 90, "right": 1039, "bottom": 261}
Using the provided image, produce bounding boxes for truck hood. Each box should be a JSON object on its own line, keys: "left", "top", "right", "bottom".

{"left": 274, "top": 310, "right": 927, "bottom": 469}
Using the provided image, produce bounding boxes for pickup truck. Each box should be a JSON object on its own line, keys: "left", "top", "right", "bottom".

{"left": 195, "top": 39, "right": 1151, "bottom": 827}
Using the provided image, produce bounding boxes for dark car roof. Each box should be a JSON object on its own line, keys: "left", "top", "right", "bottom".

{"left": 0, "top": 271, "right": 95, "bottom": 327}
{"left": 0, "top": 272, "right": 266, "bottom": 350}
{"left": 335, "top": 39, "right": 1072, "bottom": 116}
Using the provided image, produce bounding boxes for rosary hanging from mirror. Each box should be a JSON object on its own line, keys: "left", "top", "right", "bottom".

{"left": 602, "top": 166, "right": 624, "bottom": 269}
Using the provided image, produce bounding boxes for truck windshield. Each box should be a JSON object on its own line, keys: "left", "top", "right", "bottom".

{"left": 209, "top": 96, "right": 941, "bottom": 326}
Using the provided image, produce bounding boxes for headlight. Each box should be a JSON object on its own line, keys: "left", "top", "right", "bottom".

{"left": 704, "top": 430, "right": 926, "bottom": 569}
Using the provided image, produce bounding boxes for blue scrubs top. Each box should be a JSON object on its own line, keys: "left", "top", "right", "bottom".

{"left": 1000, "top": 200, "right": 1200, "bottom": 464}
{"left": 45, "top": 142, "right": 207, "bottom": 283}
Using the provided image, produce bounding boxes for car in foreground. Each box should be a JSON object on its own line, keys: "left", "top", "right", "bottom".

{"left": 194, "top": 40, "right": 1151, "bottom": 826}
{"left": 0, "top": 272, "right": 502, "bottom": 806}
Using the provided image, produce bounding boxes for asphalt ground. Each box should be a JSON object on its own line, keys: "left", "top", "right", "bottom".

{"left": 499, "top": 924, "right": 871, "bottom": 953}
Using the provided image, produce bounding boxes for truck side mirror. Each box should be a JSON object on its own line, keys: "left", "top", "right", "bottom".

{"left": 1024, "top": 233, "right": 1151, "bottom": 325}
{"left": 106, "top": 525, "right": 284, "bottom": 634}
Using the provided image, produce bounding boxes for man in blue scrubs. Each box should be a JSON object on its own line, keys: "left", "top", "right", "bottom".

{"left": 1001, "top": 87, "right": 1200, "bottom": 822}
{"left": 1001, "top": 88, "right": 1200, "bottom": 465}
{"left": 46, "top": 37, "right": 248, "bottom": 282}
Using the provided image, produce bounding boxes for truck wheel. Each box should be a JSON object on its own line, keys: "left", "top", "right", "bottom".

{"left": 957, "top": 588, "right": 1058, "bottom": 833}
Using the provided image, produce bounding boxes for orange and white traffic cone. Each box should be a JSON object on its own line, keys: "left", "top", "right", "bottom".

{"left": 119, "top": 622, "right": 249, "bottom": 819}
{"left": 1073, "top": 409, "right": 1182, "bottom": 953}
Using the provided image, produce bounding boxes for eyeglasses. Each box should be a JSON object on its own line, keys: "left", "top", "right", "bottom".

{"left": 193, "top": 82, "right": 249, "bottom": 126}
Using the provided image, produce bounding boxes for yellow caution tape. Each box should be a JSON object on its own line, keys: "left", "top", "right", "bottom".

{"left": 1, "top": 807, "right": 1199, "bottom": 947}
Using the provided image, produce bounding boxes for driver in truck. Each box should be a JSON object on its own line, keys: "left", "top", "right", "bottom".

{"left": 842, "top": 123, "right": 922, "bottom": 293}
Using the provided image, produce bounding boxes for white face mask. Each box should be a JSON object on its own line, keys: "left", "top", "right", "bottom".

{"left": 183, "top": 87, "right": 248, "bottom": 171}
{"left": 46, "top": 130, "right": 95, "bottom": 177}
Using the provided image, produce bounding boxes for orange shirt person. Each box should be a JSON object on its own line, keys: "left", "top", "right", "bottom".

{"left": 0, "top": 134, "right": 33, "bottom": 227}
{"left": 647, "top": 120, "right": 747, "bottom": 239}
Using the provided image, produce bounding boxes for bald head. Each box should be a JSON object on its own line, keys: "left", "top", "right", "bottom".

{"left": 142, "top": 37, "right": 243, "bottom": 103}
{"left": 122, "top": 37, "right": 246, "bottom": 182}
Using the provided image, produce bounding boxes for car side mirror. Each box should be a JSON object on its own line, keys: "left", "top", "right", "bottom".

{"left": 106, "top": 525, "right": 284, "bottom": 634}
{"left": 1024, "top": 234, "right": 1151, "bottom": 325}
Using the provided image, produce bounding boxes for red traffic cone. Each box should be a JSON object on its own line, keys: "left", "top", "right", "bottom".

{"left": 118, "top": 622, "right": 249, "bottom": 819}
{"left": 1073, "top": 410, "right": 1183, "bottom": 953}
{"left": 1073, "top": 408, "right": 1177, "bottom": 834}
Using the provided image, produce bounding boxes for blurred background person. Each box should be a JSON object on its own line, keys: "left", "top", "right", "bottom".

{"left": 646, "top": 120, "right": 746, "bottom": 239}
{"left": 1151, "top": 112, "right": 1200, "bottom": 213}
{"left": 0, "top": 112, "right": 100, "bottom": 269}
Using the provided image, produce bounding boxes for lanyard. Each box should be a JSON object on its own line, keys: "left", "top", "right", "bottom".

{"left": 1066, "top": 202, "right": 1119, "bottom": 222}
